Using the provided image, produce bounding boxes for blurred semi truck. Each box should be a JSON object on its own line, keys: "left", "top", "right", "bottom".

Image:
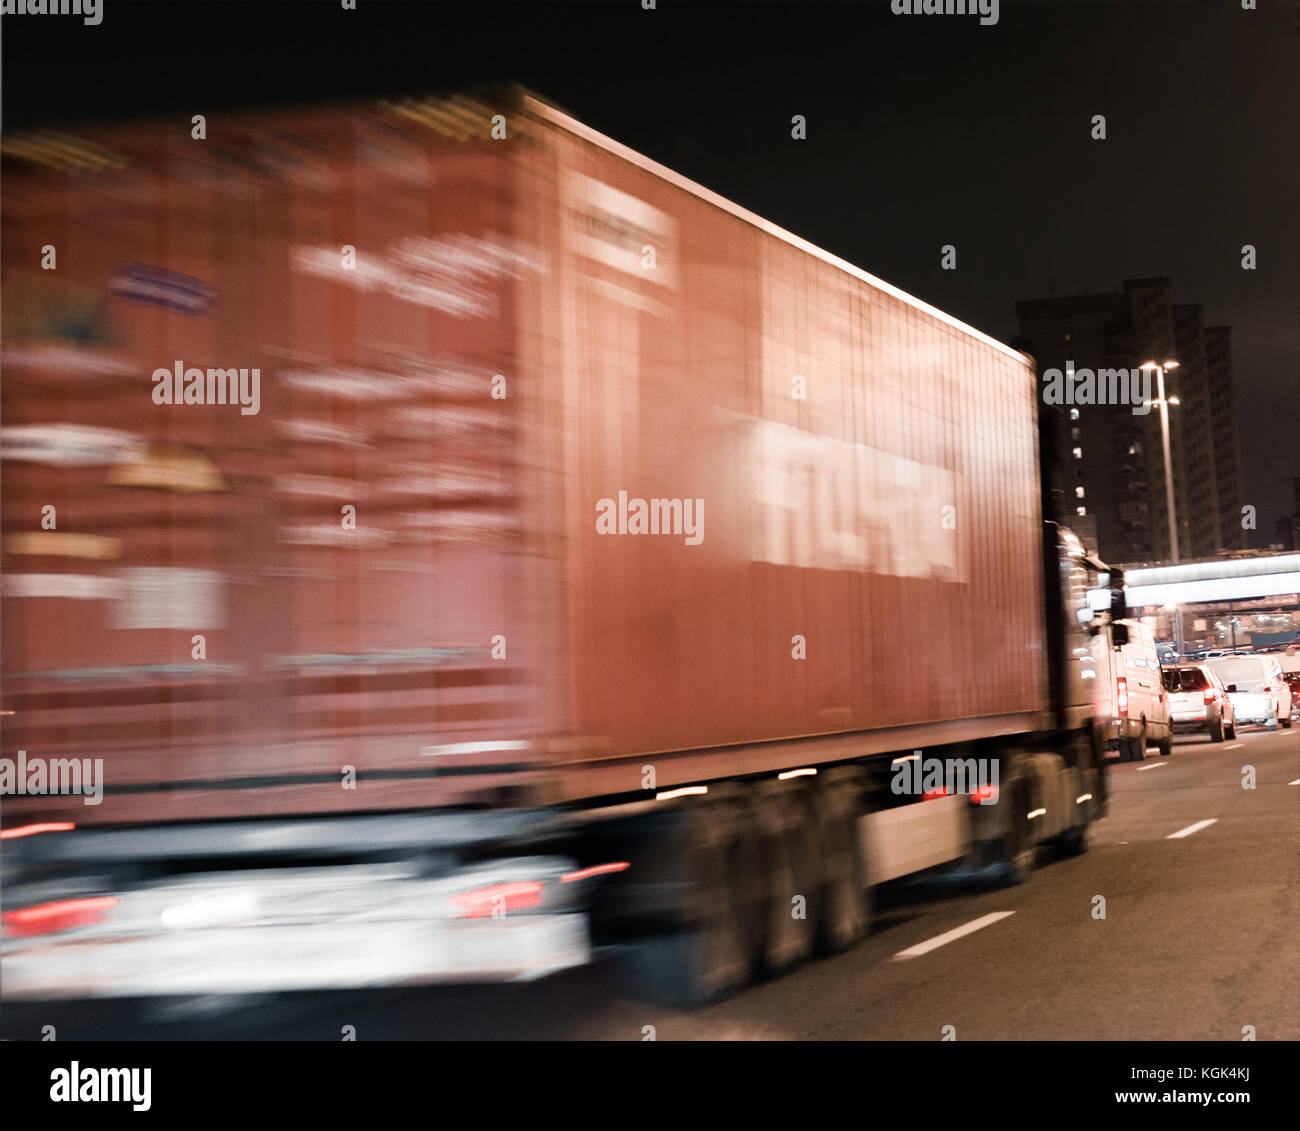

{"left": 1, "top": 87, "right": 1121, "bottom": 1007}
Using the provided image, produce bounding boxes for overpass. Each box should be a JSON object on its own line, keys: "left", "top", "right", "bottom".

{"left": 1116, "top": 552, "right": 1300, "bottom": 655}
{"left": 1122, "top": 553, "right": 1300, "bottom": 609}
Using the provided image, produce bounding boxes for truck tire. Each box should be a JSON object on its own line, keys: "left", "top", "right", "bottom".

{"left": 1051, "top": 764, "right": 1093, "bottom": 858}
{"left": 1281, "top": 713, "right": 1293, "bottom": 729}
{"left": 616, "top": 793, "right": 762, "bottom": 1008}
{"left": 1159, "top": 733, "right": 1173, "bottom": 757}
{"left": 1123, "top": 726, "right": 1147, "bottom": 762}
{"left": 1210, "top": 717, "right": 1225, "bottom": 742}
{"left": 990, "top": 771, "right": 1035, "bottom": 886}
{"left": 1054, "top": 822, "right": 1089, "bottom": 857}
{"left": 811, "top": 770, "right": 869, "bottom": 955}
{"left": 752, "top": 783, "right": 820, "bottom": 977}
{"left": 1225, "top": 719, "right": 1236, "bottom": 739}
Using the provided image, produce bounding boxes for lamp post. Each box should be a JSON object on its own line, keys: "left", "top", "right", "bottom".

{"left": 1142, "top": 359, "right": 1181, "bottom": 652}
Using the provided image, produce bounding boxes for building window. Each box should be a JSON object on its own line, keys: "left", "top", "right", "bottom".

{"left": 1076, "top": 486, "right": 1085, "bottom": 498}
{"left": 1072, "top": 447, "right": 1083, "bottom": 459}
{"left": 1069, "top": 408, "right": 1080, "bottom": 421}
{"left": 1076, "top": 506, "right": 1087, "bottom": 516}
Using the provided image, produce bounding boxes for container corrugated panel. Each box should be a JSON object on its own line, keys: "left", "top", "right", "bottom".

{"left": 1, "top": 89, "right": 1047, "bottom": 825}
{"left": 1, "top": 103, "right": 553, "bottom": 825}
{"left": 511, "top": 93, "right": 1047, "bottom": 798}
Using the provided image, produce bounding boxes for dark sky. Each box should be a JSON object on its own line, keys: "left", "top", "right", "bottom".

{"left": 4, "top": 0, "right": 1297, "bottom": 541}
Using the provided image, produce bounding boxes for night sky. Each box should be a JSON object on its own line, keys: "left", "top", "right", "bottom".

{"left": 4, "top": 0, "right": 1297, "bottom": 541}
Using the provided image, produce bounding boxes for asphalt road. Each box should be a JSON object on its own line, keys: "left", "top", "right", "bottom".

{"left": 7, "top": 724, "right": 1296, "bottom": 1041}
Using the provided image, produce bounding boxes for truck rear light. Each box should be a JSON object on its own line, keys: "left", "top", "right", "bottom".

{"left": 2, "top": 896, "right": 119, "bottom": 939}
{"left": 1204, "top": 688, "right": 1216, "bottom": 703}
{"left": 0, "top": 821, "right": 76, "bottom": 840}
{"left": 560, "top": 862, "right": 630, "bottom": 883}
{"left": 447, "top": 881, "right": 543, "bottom": 919}
{"left": 921, "top": 788, "right": 948, "bottom": 800}
{"left": 1116, "top": 677, "right": 1128, "bottom": 714}
{"left": 969, "top": 784, "right": 999, "bottom": 805}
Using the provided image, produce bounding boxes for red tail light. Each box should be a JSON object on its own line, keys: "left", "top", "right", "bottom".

{"left": 2, "top": 896, "right": 119, "bottom": 939}
{"left": 560, "top": 862, "right": 630, "bottom": 883}
{"left": 447, "top": 881, "right": 543, "bottom": 919}
{"left": 1204, "top": 688, "right": 1217, "bottom": 703}
{"left": 969, "top": 784, "right": 999, "bottom": 805}
{"left": 921, "top": 787, "right": 948, "bottom": 801}
{"left": 0, "top": 822, "right": 76, "bottom": 841}
{"left": 1117, "top": 677, "right": 1128, "bottom": 714}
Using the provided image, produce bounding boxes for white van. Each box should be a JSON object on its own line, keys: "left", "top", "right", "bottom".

{"left": 1092, "top": 619, "right": 1173, "bottom": 761}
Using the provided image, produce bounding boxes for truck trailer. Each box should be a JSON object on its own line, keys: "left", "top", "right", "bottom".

{"left": 1, "top": 87, "right": 1118, "bottom": 1008}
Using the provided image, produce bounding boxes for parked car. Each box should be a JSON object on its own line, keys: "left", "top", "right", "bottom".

{"left": 1205, "top": 655, "right": 1294, "bottom": 730}
{"left": 1093, "top": 618, "right": 1174, "bottom": 760}
{"left": 1162, "top": 664, "right": 1236, "bottom": 742}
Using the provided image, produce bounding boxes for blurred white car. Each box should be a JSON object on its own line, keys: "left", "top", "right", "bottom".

{"left": 1205, "top": 655, "right": 1294, "bottom": 730}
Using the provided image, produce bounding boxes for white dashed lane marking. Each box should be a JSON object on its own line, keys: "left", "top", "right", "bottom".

{"left": 893, "top": 912, "right": 1015, "bottom": 960}
{"left": 1167, "top": 818, "right": 1218, "bottom": 839}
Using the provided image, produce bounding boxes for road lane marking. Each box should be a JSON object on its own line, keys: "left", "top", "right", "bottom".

{"left": 1289, "top": 779, "right": 1299, "bottom": 786}
{"left": 1135, "top": 761, "right": 1168, "bottom": 772}
{"left": 892, "top": 911, "right": 1014, "bottom": 960}
{"left": 1225, "top": 742, "right": 1243, "bottom": 749}
{"left": 1167, "top": 818, "right": 1218, "bottom": 839}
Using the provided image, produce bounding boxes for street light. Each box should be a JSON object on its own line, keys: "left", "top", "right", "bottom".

{"left": 1142, "top": 359, "right": 1181, "bottom": 652}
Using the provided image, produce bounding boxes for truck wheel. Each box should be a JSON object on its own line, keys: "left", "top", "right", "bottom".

{"left": 1159, "top": 733, "right": 1173, "bottom": 757}
{"left": 1281, "top": 714, "right": 1293, "bottom": 729}
{"left": 1225, "top": 720, "right": 1236, "bottom": 739}
{"left": 617, "top": 795, "right": 761, "bottom": 1008}
{"left": 1210, "top": 718, "right": 1225, "bottom": 742}
{"left": 990, "top": 773, "right": 1035, "bottom": 886}
{"left": 752, "top": 784, "right": 820, "bottom": 977}
{"left": 1054, "top": 822, "right": 1089, "bottom": 857}
{"left": 1051, "top": 766, "right": 1092, "bottom": 858}
{"left": 811, "top": 771, "right": 869, "bottom": 955}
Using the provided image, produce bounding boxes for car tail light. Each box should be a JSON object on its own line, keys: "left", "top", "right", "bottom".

{"left": 1116, "top": 677, "right": 1128, "bottom": 714}
{"left": 969, "top": 784, "right": 999, "bottom": 805}
{"left": 1204, "top": 688, "right": 1216, "bottom": 703}
{"left": 921, "top": 787, "right": 948, "bottom": 801}
{"left": 2, "top": 896, "right": 119, "bottom": 939}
